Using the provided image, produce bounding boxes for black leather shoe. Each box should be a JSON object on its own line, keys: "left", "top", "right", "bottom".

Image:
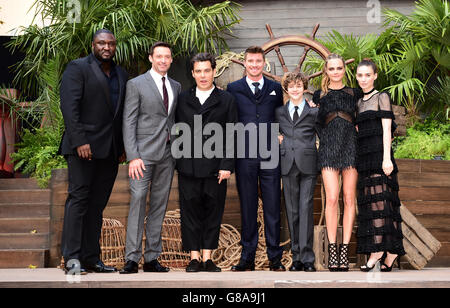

{"left": 289, "top": 261, "right": 304, "bottom": 271}
{"left": 231, "top": 259, "right": 255, "bottom": 272}
{"left": 84, "top": 260, "right": 117, "bottom": 273}
{"left": 143, "top": 259, "right": 170, "bottom": 272}
{"left": 203, "top": 259, "right": 221, "bottom": 272}
{"left": 303, "top": 262, "right": 316, "bottom": 272}
{"left": 186, "top": 259, "right": 203, "bottom": 272}
{"left": 269, "top": 259, "right": 286, "bottom": 272}
{"left": 119, "top": 260, "right": 139, "bottom": 274}
{"left": 63, "top": 260, "right": 88, "bottom": 275}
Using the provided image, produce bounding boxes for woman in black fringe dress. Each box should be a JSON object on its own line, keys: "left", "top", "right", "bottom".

{"left": 313, "top": 53, "right": 362, "bottom": 271}
{"left": 355, "top": 59, "right": 405, "bottom": 272}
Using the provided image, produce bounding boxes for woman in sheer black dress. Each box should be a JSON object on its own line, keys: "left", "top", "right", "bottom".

{"left": 313, "top": 54, "right": 362, "bottom": 271}
{"left": 355, "top": 59, "right": 405, "bottom": 272}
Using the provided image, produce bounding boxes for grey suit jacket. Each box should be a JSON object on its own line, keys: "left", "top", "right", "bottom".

{"left": 275, "top": 102, "right": 319, "bottom": 176}
{"left": 123, "top": 70, "right": 181, "bottom": 163}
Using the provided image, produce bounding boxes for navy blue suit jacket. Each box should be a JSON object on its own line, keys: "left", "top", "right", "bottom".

{"left": 227, "top": 77, "right": 283, "bottom": 159}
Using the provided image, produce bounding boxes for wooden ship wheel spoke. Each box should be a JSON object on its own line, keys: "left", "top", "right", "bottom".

{"left": 231, "top": 23, "right": 355, "bottom": 93}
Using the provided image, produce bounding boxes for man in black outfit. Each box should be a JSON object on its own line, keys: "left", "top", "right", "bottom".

{"left": 174, "top": 53, "right": 238, "bottom": 272}
{"left": 59, "top": 29, "right": 128, "bottom": 274}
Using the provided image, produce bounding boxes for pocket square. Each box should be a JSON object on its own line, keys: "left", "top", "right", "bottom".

{"left": 270, "top": 90, "right": 277, "bottom": 95}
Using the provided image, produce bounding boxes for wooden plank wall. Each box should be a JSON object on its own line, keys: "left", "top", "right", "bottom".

{"left": 223, "top": 0, "right": 415, "bottom": 75}
{"left": 397, "top": 160, "right": 450, "bottom": 267}
{"left": 48, "top": 159, "right": 450, "bottom": 267}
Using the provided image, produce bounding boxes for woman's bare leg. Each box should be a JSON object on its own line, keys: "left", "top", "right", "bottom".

{"left": 342, "top": 167, "right": 358, "bottom": 244}
{"left": 322, "top": 169, "right": 340, "bottom": 243}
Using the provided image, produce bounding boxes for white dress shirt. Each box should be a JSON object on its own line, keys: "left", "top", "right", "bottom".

{"left": 149, "top": 68, "right": 174, "bottom": 113}
{"left": 246, "top": 76, "right": 264, "bottom": 94}
{"left": 196, "top": 86, "right": 215, "bottom": 105}
{"left": 288, "top": 99, "right": 306, "bottom": 121}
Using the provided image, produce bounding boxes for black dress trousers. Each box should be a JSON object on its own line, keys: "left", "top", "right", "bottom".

{"left": 178, "top": 174, "right": 227, "bottom": 251}
{"left": 61, "top": 153, "right": 118, "bottom": 265}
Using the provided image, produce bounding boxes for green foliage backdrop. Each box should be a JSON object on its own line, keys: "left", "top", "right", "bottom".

{"left": 304, "top": 0, "right": 449, "bottom": 122}
{"left": 2, "top": 0, "right": 449, "bottom": 186}
{"left": 4, "top": 0, "right": 241, "bottom": 187}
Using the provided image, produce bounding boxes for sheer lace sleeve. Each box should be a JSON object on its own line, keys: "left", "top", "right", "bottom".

{"left": 378, "top": 92, "right": 392, "bottom": 112}
{"left": 378, "top": 92, "right": 397, "bottom": 135}
{"left": 377, "top": 92, "right": 395, "bottom": 119}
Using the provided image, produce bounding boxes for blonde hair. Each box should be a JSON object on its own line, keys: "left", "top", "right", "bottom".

{"left": 321, "top": 53, "right": 346, "bottom": 98}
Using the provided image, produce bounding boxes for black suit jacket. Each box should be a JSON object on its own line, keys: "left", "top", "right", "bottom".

{"left": 174, "top": 86, "right": 238, "bottom": 178}
{"left": 59, "top": 53, "right": 128, "bottom": 159}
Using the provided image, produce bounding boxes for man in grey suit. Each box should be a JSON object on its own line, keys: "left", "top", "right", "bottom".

{"left": 120, "top": 42, "right": 181, "bottom": 274}
{"left": 275, "top": 72, "right": 319, "bottom": 272}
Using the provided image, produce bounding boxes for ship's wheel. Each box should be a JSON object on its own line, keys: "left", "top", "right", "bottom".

{"left": 232, "top": 24, "right": 354, "bottom": 93}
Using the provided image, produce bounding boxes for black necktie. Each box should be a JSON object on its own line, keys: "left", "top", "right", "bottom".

{"left": 162, "top": 76, "right": 169, "bottom": 112}
{"left": 293, "top": 106, "right": 299, "bottom": 122}
{"left": 252, "top": 82, "right": 260, "bottom": 96}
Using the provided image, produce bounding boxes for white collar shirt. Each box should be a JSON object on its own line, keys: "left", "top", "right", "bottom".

{"left": 246, "top": 76, "right": 264, "bottom": 95}
{"left": 149, "top": 68, "right": 174, "bottom": 113}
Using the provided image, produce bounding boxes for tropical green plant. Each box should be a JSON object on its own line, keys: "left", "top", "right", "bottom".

{"left": 304, "top": 31, "right": 379, "bottom": 89}
{"left": 4, "top": 56, "right": 66, "bottom": 187}
{"left": 394, "top": 120, "right": 450, "bottom": 160}
{"left": 427, "top": 76, "right": 450, "bottom": 122}
{"left": 381, "top": 0, "right": 449, "bottom": 119}
{"left": 7, "top": 0, "right": 241, "bottom": 97}
{"left": 11, "top": 128, "right": 67, "bottom": 187}
{"left": 304, "top": 0, "right": 449, "bottom": 123}
{"left": 5, "top": 0, "right": 241, "bottom": 186}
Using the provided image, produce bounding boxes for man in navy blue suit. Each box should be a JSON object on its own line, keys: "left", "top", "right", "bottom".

{"left": 227, "top": 46, "right": 285, "bottom": 271}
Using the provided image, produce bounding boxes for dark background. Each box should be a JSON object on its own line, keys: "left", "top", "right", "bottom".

{"left": 0, "top": 36, "right": 24, "bottom": 88}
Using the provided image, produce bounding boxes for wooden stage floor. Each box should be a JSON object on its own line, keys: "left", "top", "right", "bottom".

{"left": 0, "top": 267, "right": 449, "bottom": 288}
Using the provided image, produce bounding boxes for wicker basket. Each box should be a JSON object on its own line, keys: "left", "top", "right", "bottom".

{"left": 100, "top": 218, "right": 126, "bottom": 268}
{"left": 156, "top": 211, "right": 190, "bottom": 269}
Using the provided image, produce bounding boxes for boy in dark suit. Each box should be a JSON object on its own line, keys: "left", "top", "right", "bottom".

{"left": 275, "top": 72, "right": 319, "bottom": 272}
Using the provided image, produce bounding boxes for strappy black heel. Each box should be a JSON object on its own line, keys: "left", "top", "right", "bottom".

{"left": 360, "top": 252, "right": 386, "bottom": 272}
{"left": 381, "top": 254, "right": 400, "bottom": 272}
{"left": 338, "top": 243, "right": 349, "bottom": 272}
{"left": 360, "top": 258, "right": 382, "bottom": 272}
{"left": 328, "top": 243, "right": 339, "bottom": 272}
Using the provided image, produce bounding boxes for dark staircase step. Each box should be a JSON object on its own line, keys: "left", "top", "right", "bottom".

{"left": 0, "top": 190, "right": 50, "bottom": 204}
{"left": 0, "top": 178, "right": 41, "bottom": 190}
{"left": 0, "top": 218, "right": 50, "bottom": 233}
{"left": 0, "top": 233, "right": 49, "bottom": 250}
{"left": 0, "top": 203, "right": 50, "bottom": 219}
{"left": 0, "top": 249, "right": 48, "bottom": 268}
